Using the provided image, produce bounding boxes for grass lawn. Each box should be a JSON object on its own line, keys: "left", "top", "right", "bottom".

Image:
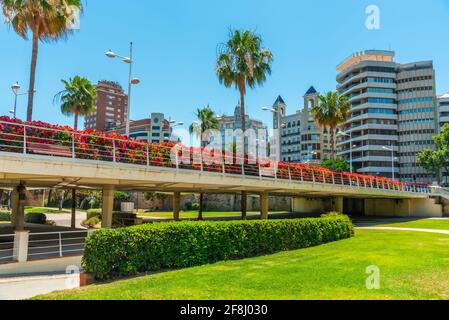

{"left": 138, "top": 211, "right": 287, "bottom": 219}
{"left": 36, "top": 230, "right": 449, "bottom": 300}
{"left": 376, "top": 218, "right": 449, "bottom": 231}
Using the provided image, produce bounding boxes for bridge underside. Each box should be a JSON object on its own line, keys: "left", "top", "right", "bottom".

{"left": 0, "top": 154, "right": 429, "bottom": 199}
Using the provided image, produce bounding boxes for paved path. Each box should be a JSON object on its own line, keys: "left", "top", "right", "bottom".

{"left": 46, "top": 212, "right": 87, "bottom": 228}
{"left": 357, "top": 227, "right": 449, "bottom": 235}
{"left": 0, "top": 273, "right": 79, "bottom": 300}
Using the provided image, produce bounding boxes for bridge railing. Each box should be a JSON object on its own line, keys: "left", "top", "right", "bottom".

{"left": 0, "top": 118, "right": 429, "bottom": 194}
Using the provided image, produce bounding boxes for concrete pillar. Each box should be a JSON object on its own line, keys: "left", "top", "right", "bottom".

{"left": 332, "top": 197, "right": 344, "bottom": 214}
{"left": 173, "top": 192, "right": 181, "bottom": 221}
{"left": 12, "top": 184, "right": 26, "bottom": 231}
{"left": 101, "top": 187, "right": 114, "bottom": 229}
{"left": 260, "top": 192, "right": 269, "bottom": 220}
{"left": 13, "top": 230, "right": 29, "bottom": 263}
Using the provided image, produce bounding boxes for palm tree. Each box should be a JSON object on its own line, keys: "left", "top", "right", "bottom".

{"left": 189, "top": 106, "right": 219, "bottom": 221}
{"left": 216, "top": 29, "right": 273, "bottom": 219}
{"left": 54, "top": 76, "right": 96, "bottom": 130}
{"left": 311, "top": 91, "right": 351, "bottom": 160}
{"left": 54, "top": 75, "right": 95, "bottom": 228}
{"left": 2, "top": 0, "right": 83, "bottom": 121}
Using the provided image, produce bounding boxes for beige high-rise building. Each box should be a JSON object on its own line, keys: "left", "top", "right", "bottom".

{"left": 336, "top": 50, "right": 438, "bottom": 183}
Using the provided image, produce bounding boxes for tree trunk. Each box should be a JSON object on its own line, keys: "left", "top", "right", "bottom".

{"left": 239, "top": 84, "right": 248, "bottom": 219}
{"left": 71, "top": 189, "right": 77, "bottom": 228}
{"left": 330, "top": 126, "right": 336, "bottom": 161}
{"left": 27, "top": 30, "right": 39, "bottom": 122}
{"left": 241, "top": 191, "right": 247, "bottom": 220}
{"left": 46, "top": 189, "right": 53, "bottom": 207}
{"left": 74, "top": 113, "right": 79, "bottom": 130}
{"left": 198, "top": 193, "right": 204, "bottom": 221}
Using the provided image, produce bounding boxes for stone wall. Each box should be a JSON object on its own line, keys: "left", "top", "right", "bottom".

{"left": 131, "top": 192, "right": 292, "bottom": 212}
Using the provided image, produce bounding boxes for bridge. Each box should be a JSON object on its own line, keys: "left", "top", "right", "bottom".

{"left": 0, "top": 118, "right": 443, "bottom": 226}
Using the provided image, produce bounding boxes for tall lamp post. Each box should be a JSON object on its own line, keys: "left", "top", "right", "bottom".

{"left": 337, "top": 130, "right": 353, "bottom": 173}
{"left": 10, "top": 82, "right": 31, "bottom": 118}
{"left": 262, "top": 107, "right": 285, "bottom": 161}
{"left": 105, "top": 42, "right": 140, "bottom": 137}
{"left": 382, "top": 146, "right": 395, "bottom": 180}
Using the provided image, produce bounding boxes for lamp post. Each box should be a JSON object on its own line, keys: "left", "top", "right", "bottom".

{"left": 262, "top": 107, "right": 285, "bottom": 162}
{"left": 382, "top": 146, "right": 395, "bottom": 180}
{"left": 10, "top": 82, "right": 31, "bottom": 118}
{"left": 105, "top": 42, "right": 140, "bottom": 137}
{"left": 337, "top": 130, "right": 353, "bottom": 173}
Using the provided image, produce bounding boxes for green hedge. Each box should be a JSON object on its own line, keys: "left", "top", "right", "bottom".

{"left": 83, "top": 216, "right": 354, "bottom": 279}
{"left": 25, "top": 212, "right": 47, "bottom": 224}
{"left": 0, "top": 211, "right": 11, "bottom": 221}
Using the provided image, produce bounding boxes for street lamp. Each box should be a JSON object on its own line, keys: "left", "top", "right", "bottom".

{"left": 105, "top": 42, "right": 140, "bottom": 137}
{"left": 10, "top": 82, "right": 30, "bottom": 118}
{"left": 382, "top": 146, "right": 395, "bottom": 180}
{"left": 262, "top": 107, "right": 285, "bottom": 161}
{"left": 337, "top": 130, "right": 353, "bottom": 173}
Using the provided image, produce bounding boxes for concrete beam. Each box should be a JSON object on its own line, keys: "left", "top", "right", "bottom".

{"left": 260, "top": 192, "right": 269, "bottom": 220}
{"left": 173, "top": 192, "right": 181, "bottom": 221}
{"left": 101, "top": 186, "right": 114, "bottom": 229}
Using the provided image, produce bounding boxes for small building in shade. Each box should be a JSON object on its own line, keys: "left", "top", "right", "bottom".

{"left": 439, "top": 92, "right": 449, "bottom": 129}
{"left": 272, "top": 87, "right": 333, "bottom": 164}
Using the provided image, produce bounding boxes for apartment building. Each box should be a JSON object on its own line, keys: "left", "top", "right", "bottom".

{"left": 336, "top": 50, "right": 438, "bottom": 183}
{"left": 218, "top": 104, "right": 268, "bottom": 157}
{"left": 273, "top": 87, "right": 333, "bottom": 164}
{"left": 84, "top": 80, "right": 127, "bottom": 131}
{"left": 111, "top": 113, "right": 173, "bottom": 143}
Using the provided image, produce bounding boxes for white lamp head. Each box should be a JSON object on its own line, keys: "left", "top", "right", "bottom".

{"left": 105, "top": 50, "right": 116, "bottom": 58}
{"left": 11, "top": 82, "right": 20, "bottom": 92}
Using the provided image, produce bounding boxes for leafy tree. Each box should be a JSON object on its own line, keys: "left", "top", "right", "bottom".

{"left": 311, "top": 92, "right": 351, "bottom": 160}
{"left": 2, "top": 0, "right": 83, "bottom": 121}
{"left": 417, "top": 124, "right": 449, "bottom": 184}
{"left": 321, "top": 158, "right": 349, "bottom": 172}
{"left": 54, "top": 76, "right": 96, "bottom": 130}
{"left": 189, "top": 106, "right": 219, "bottom": 220}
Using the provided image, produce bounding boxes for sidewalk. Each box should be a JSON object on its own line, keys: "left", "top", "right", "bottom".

{"left": 0, "top": 273, "right": 80, "bottom": 300}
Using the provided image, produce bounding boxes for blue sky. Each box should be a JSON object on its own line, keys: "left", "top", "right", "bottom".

{"left": 1, "top": 0, "right": 449, "bottom": 130}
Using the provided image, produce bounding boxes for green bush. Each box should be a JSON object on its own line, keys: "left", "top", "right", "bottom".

{"left": 87, "top": 209, "right": 102, "bottom": 220}
{"left": 185, "top": 202, "right": 200, "bottom": 211}
{"left": 83, "top": 216, "right": 354, "bottom": 279}
{"left": 321, "top": 211, "right": 344, "bottom": 218}
{"left": 0, "top": 211, "right": 11, "bottom": 221}
{"left": 25, "top": 212, "right": 47, "bottom": 224}
{"left": 82, "top": 216, "right": 101, "bottom": 229}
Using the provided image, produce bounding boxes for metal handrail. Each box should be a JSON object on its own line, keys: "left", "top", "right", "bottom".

{"left": 0, "top": 119, "right": 430, "bottom": 194}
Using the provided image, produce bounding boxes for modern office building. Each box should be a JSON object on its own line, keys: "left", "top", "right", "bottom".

{"left": 439, "top": 93, "right": 449, "bottom": 128}
{"left": 336, "top": 50, "right": 438, "bottom": 183}
{"left": 218, "top": 104, "right": 268, "bottom": 156}
{"left": 84, "top": 80, "right": 128, "bottom": 131}
{"left": 111, "top": 113, "right": 174, "bottom": 143}
{"left": 273, "top": 87, "right": 333, "bottom": 164}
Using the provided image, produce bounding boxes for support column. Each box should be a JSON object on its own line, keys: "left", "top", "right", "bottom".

{"left": 173, "top": 192, "right": 181, "bottom": 221}
{"left": 332, "top": 197, "right": 344, "bottom": 214}
{"left": 101, "top": 187, "right": 114, "bottom": 229}
{"left": 260, "top": 192, "right": 269, "bottom": 220}
{"left": 13, "top": 230, "right": 29, "bottom": 263}
{"left": 13, "top": 184, "right": 26, "bottom": 231}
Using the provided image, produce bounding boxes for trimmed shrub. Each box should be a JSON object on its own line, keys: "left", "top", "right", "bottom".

{"left": 87, "top": 209, "right": 102, "bottom": 220}
{"left": 0, "top": 211, "right": 11, "bottom": 221}
{"left": 83, "top": 216, "right": 354, "bottom": 279}
{"left": 82, "top": 216, "right": 101, "bottom": 229}
{"left": 25, "top": 212, "right": 47, "bottom": 224}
